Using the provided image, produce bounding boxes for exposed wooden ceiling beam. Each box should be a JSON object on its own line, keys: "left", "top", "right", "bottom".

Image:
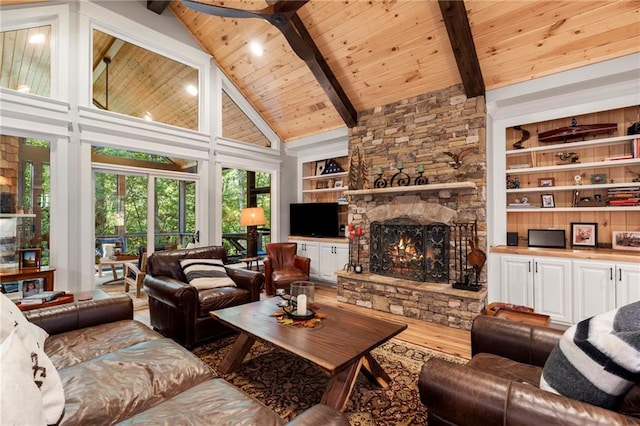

{"left": 438, "top": 0, "right": 485, "bottom": 98}
{"left": 290, "top": 13, "right": 358, "bottom": 128}
{"left": 147, "top": 0, "right": 171, "bottom": 15}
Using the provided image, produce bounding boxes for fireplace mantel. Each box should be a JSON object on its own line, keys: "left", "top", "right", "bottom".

{"left": 344, "top": 181, "right": 476, "bottom": 197}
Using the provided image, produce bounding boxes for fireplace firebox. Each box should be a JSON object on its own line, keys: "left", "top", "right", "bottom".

{"left": 369, "top": 219, "right": 449, "bottom": 283}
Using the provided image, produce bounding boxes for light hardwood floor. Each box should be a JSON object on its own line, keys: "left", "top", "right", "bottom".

{"left": 134, "top": 283, "right": 472, "bottom": 359}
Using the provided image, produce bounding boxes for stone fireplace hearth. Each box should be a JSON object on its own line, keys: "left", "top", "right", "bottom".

{"left": 337, "top": 196, "right": 486, "bottom": 330}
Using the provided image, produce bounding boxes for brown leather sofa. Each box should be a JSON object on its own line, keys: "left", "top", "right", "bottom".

{"left": 264, "top": 242, "right": 311, "bottom": 295}
{"left": 144, "top": 245, "right": 264, "bottom": 347}
{"left": 24, "top": 294, "right": 349, "bottom": 425}
{"left": 418, "top": 315, "right": 640, "bottom": 425}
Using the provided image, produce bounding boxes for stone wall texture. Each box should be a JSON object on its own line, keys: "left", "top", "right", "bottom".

{"left": 337, "top": 272, "right": 486, "bottom": 330}
{"left": 343, "top": 83, "right": 488, "bottom": 328}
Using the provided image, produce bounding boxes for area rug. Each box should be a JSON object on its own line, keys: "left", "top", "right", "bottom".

{"left": 192, "top": 335, "right": 466, "bottom": 425}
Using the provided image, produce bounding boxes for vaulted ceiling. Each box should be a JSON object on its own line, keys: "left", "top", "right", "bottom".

{"left": 1, "top": 0, "right": 638, "bottom": 144}
{"left": 165, "top": 0, "right": 639, "bottom": 142}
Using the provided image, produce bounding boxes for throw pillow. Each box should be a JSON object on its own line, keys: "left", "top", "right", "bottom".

{"left": 0, "top": 293, "right": 65, "bottom": 424}
{"left": 540, "top": 301, "right": 640, "bottom": 409}
{"left": 0, "top": 329, "right": 46, "bottom": 425}
{"left": 180, "top": 258, "right": 236, "bottom": 290}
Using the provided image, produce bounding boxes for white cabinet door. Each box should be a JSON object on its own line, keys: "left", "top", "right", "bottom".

{"left": 335, "top": 244, "right": 349, "bottom": 272}
{"left": 318, "top": 243, "right": 336, "bottom": 282}
{"left": 318, "top": 242, "right": 349, "bottom": 283}
{"left": 534, "top": 257, "right": 572, "bottom": 324}
{"left": 289, "top": 239, "right": 319, "bottom": 279}
{"left": 500, "top": 255, "right": 534, "bottom": 307}
{"left": 616, "top": 261, "right": 640, "bottom": 307}
{"left": 572, "top": 260, "right": 616, "bottom": 322}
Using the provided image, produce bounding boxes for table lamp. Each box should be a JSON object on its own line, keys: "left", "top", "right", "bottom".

{"left": 240, "top": 207, "right": 266, "bottom": 258}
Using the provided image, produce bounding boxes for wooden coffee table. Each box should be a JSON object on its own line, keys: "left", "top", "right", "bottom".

{"left": 210, "top": 298, "right": 407, "bottom": 411}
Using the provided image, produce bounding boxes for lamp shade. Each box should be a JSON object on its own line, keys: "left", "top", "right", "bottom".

{"left": 240, "top": 207, "right": 266, "bottom": 227}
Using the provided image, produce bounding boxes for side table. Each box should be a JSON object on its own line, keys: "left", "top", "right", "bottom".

{"left": 238, "top": 256, "right": 260, "bottom": 271}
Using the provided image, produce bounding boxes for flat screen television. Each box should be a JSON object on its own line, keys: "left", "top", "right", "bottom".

{"left": 290, "top": 202, "right": 340, "bottom": 238}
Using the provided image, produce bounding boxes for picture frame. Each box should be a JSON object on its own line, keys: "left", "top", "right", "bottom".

{"left": 334, "top": 180, "right": 344, "bottom": 188}
{"left": 21, "top": 278, "right": 44, "bottom": 297}
{"left": 315, "top": 160, "right": 326, "bottom": 176}
{"left": 590, "top": 173, "right": 606, "bottom": 184}
{"left": 541, "top": 194, "right": 555, "bottom": 208}
{"left": 570, "top": 222, "right": 598, "bottom": 248}
{"left": 18, "top": 248, "right": 41, "bottom": 269}
{"left": 538, "top": 177, "right": 555, "bottom": 187}
{"left": 316, "top": 181, "right": 328, "bottom": 189}
{"left": 612, "top": 231, "right": 640, "bottom": 251}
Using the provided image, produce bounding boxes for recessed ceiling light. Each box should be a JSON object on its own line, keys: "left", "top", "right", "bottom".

{"left": 144, "top": 112, "right": 153, "bottom": 121}
{"left": 29, "top": 33, "right": 45, "bottom": 44}
{"left": 17, "top": 85, "right": 30, "bottom": 93}
{"left": 249, "top": 41, "right": 263, "bottom": 57}
{"left": 186, "top": 84, "right": 198, "bottom": 96}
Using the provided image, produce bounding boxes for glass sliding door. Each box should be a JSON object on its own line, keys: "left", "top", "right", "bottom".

{"left": 154, "top": 177, "right": 196, "bottom": 248}
{"left": 94, "top": 172, "right": 198, "bottom": 285}
{"left": 93, "top": 145, "right": 199, "bottom": 285}
{"left": 221, "top": 168, "right": 271, "bottom": 261}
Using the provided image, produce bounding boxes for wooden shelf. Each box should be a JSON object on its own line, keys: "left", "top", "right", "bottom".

{"left": 506, "top": 134, "right": 635, "bottom": 156}
{"left": 0, "top": 213, "right": 36, "bottom": 218}
{"left": 302, "top": 171, "right": 349, "bottom": 181}
{"left": 506, "top": 158, "right": 640, "bottom": 174}
{"left": 345, "top": 181, "right": 476, "bottom": 197}
{"left": 507, "top": 182, "right": 639, "bottom": 193}
{"left": 302, "top": 186, "right": 348, "bottom": 194}
{"left": 507, "top": 206, "right": 640, "bottom": 213}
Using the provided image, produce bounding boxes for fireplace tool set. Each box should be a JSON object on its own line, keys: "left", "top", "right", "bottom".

{"left": 344, "top": 225, "right": 363, "bottom": 273}
{"left": 451, "top": 221, "right": 486, "bottom": 291}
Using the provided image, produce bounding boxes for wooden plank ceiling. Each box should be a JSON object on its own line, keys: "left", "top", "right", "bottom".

{"left": 169, "top": 0, "right": 639, "bottom": 141}
{"left": 1, "top": 0, "right": 638, "bottom": 144}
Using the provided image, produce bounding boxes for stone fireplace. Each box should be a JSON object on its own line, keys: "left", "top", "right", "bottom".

{"left": 336, "top": 84, "right": 488, "bottom": 331}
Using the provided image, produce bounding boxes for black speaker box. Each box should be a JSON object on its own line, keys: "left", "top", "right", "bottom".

{"left": 507, "top": 232, "right": 518, "bottom": 246}
{"left": 528, "top": 229, "right": 566, "bottom": 249}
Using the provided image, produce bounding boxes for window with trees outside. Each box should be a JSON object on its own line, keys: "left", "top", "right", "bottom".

{"left": 93, "top": 147, "right": 197, "bottom": 282}
{"left": 222, "top": 169, "right": 271, "bottom": 261}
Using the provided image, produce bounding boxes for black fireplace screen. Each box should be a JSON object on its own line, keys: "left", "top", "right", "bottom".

{"left": 370, "top": 219, "right": 449, "bottom": 283}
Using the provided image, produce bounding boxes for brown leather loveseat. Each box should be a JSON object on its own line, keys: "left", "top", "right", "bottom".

{"left": 21, "top": 294, "right": 348, "bottom": 425}
{"left": 144, "top": 245, "right": 264, "bottom": 347}
{"left": 418, "top": 315, "right": 640, "bottom": 425}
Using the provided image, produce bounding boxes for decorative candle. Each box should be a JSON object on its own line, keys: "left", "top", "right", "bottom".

{"left": 297, "top": 294, "right": 307, "bottom": 315}
{"left": 376, "top": 166, "right": 383, "bottom": 175}
{"left": 417, "top": 164, "right": 424, "bottom": 173}
{"left": 397, "top": 160, "right": 403, "bottom": 169}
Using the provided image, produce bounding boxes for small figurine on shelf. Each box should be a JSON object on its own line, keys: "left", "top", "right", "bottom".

{"left": 573, "top": 174, "right": 582, "bottom": 185}
{"left": 556, "top": 152, "right": 579, "bottom": 164}
{"left": 513, "top": 177, "right": 520, "bottom": 189}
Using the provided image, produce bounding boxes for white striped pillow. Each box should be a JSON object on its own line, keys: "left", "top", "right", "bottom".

{"left": 179, "top": 259, "right": 236, "bottom": 290}
{"left": 540, "top": 301, "right": 640, "bottom": 409}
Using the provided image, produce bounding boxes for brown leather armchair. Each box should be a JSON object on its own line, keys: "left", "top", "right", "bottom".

{"left": 144, "top": 245, "right": 264, "bottom": 347}
{"left": 263, "top": 242, "right": 311, "bottom": 295}
{"left": 418, "top": 315, "right": 639, "bottom": 425}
